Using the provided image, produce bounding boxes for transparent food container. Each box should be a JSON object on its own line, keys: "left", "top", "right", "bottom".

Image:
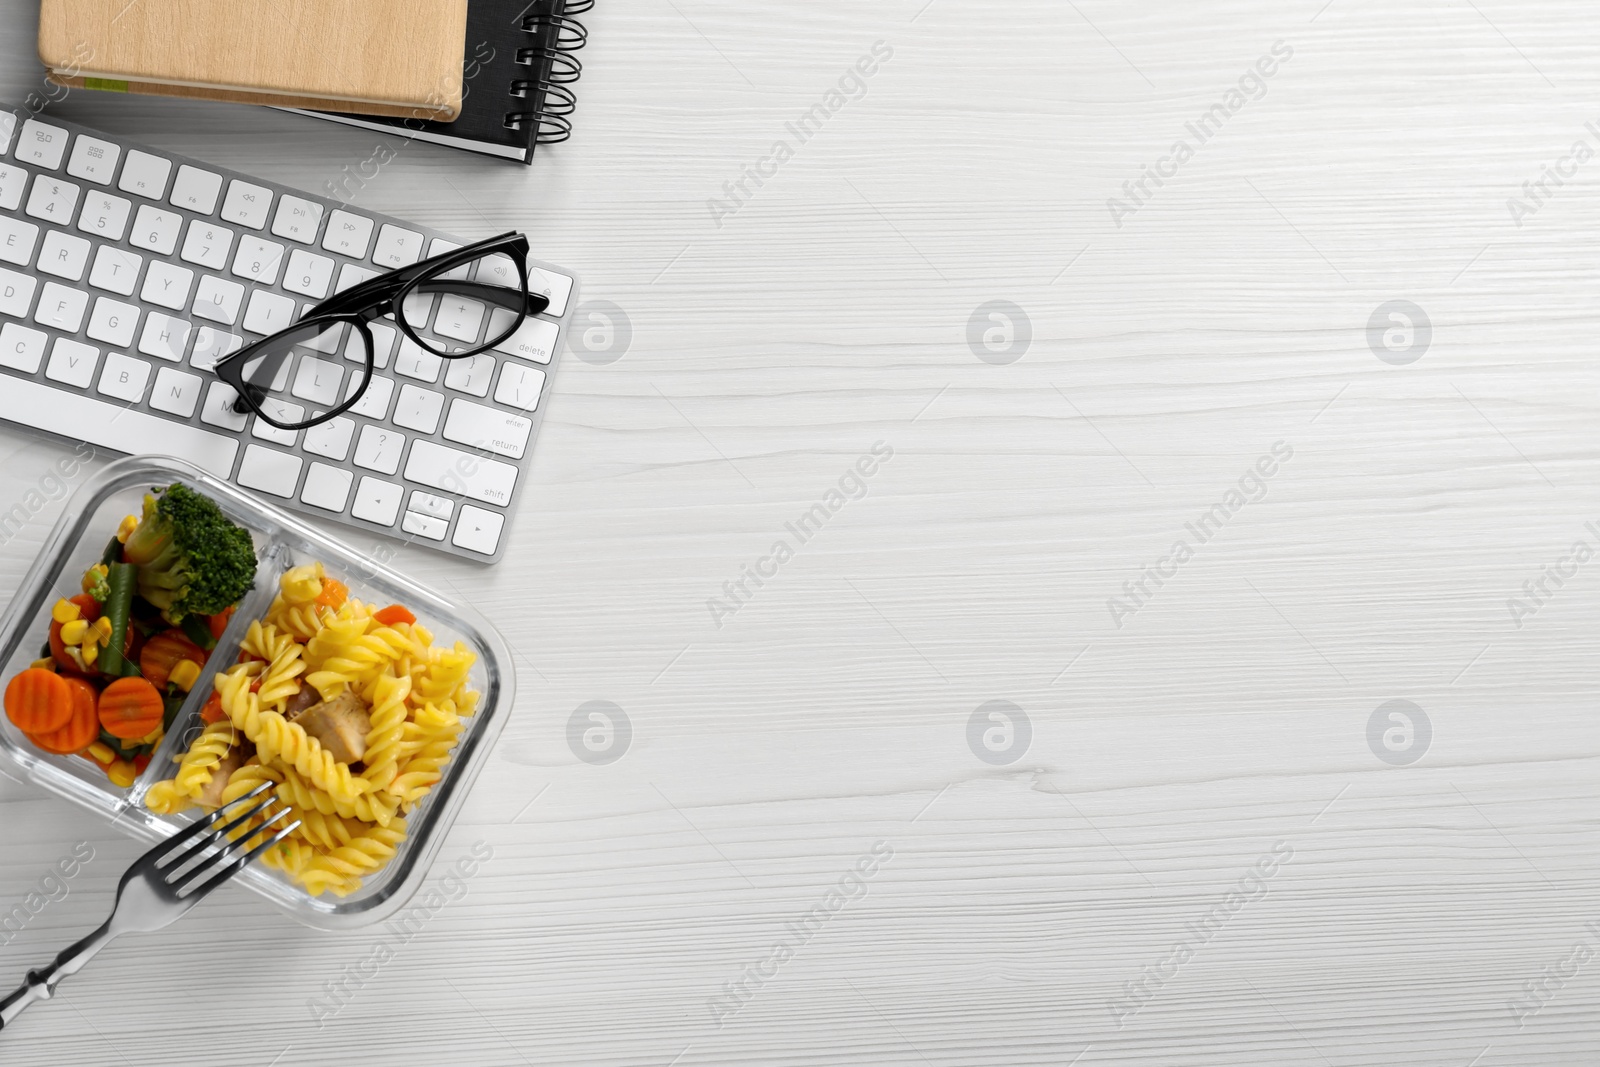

{"left": 0, "top": 456, "right": 513, "bottom": 929}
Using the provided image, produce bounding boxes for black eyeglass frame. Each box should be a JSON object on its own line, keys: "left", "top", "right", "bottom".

{"left": 216, "top": 230, "right": 551, "bottom": 430}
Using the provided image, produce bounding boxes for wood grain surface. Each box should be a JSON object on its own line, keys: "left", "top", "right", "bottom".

{"left": 2, "top": 0, "right": 1599, "bottom": 1064}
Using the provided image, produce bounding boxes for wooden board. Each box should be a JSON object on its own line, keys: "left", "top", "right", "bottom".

{"left": 1, "top": 0, "right": 1599, "bottom": 1063}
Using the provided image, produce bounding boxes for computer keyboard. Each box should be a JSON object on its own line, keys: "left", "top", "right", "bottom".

{"left": 0, "top": 107, "right": 578, "bottom": 564}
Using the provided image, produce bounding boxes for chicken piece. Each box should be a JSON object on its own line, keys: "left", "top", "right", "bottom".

{"left": 195, "top": 742, "right": 255, "bottom": 809}
{"left": 288, "top": 690, "right": 371, "bottom": 764}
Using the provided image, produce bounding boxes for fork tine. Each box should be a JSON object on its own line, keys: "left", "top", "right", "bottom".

{"left": 153, "top": 782, "right": 273, "bottom": 869}
{"left": 179, "top": 817, "right": 302, "bottom": 900}
{"left": 172, "top": 807, "right": 294, "bottom": 896}
{"left": 161, "top": 794, "right": 278, "bottom": 877}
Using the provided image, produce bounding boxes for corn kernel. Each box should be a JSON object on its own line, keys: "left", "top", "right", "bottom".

{"left": 81, "top": 641, "right": 98, "bottom": 666}
{"left": 60, "top": 619, "right": 88, "bottom": 645}
{"left": 169, "top": 659, "right": 201, "bottom": 692}
{"left": 87, "top": 742, "right": 114, "bottom": 765}
{"left": 51, "top": 598, "right": 80, "bottom": 624}
{"left": 115, "top": 514, "right": 138, "bottom": 543}
{"left": 107, "top": 760, "right": 137, "bottom": 788}
{"left": 140, "top": 726, "right": 163, "bottom": 746}
{"left": 29, "top": 657, "right": 55, "bottom": 671}
{"left": 93, "top": 615, "right": 113, "bottom": 640}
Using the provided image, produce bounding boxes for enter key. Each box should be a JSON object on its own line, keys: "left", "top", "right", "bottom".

{"left": 441, "top": 398, "right": 533, "bottom": 460}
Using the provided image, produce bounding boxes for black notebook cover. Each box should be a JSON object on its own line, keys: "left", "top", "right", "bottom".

{"left": 280, "top": 0, "right": 588, "bottom": 163}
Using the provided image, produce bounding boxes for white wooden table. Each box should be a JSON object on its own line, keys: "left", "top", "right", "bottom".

{"left": 2, "top": 0, "right": 1598, "bottom": 1062}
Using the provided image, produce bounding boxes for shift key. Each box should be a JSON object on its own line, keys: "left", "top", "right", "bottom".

{"left": 404, "top": 439, "right": 517, "bottom": 507}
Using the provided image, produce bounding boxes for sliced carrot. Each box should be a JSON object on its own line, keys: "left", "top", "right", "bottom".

{"left": 5, "top": 668, "right": 72, "bottom": 733}
{"left": 66, "top": 594, "right": 101, "bottom": 623}
{"left": 97, "top": 676, "right": 165, "bottom": 740}
{"left": 200, "top": 692, "right": 226, "bottom": 724}
{"left": 139, "top": 631, "right": 206, "bottom": 690}
{"left": 372, "top": 604, "right": 416, "bottom": 627}
{"left": 28, "top": 677, "right": 99, "bottom": 754}
{"left": 133, "top": 753, "right": 151, "bottom": 774}
{"left": 207, "top": 605, "right": 235, "bottom": 641}
{"left": 315, "top": 577, "right": 349, "bottom": 609}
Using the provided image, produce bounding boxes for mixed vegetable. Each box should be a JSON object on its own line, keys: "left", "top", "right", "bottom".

{"left": 2, "top": 484, "right": 257, "bottom": 786}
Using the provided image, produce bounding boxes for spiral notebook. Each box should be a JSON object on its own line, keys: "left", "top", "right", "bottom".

{"left": 281, "top": 0, "right": 590, "bottom": 163}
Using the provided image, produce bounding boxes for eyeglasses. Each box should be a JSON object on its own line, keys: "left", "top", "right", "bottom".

{"left": 216, "top": 231, "right": 550, "bottom": 430}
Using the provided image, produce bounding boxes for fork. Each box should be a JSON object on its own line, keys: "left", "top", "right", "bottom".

{"left": 0, "top": 782, "right": 299, "bottom": 1029}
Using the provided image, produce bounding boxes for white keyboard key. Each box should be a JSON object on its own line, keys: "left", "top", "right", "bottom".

{"left": 118, "top": 150, "right": 171, "bottom": 200}
{"left": 65, "top": 136, "right": 119, "bottom": 184}
{"left": 442, "top": 399, "right": 532, "bottom": 459}
{"left": 283, "top": 249, "right": 334, "bottom": 298}
{"left": 405, "top": 440, "right": 517, "bottom": 507}
{"left": 322, "top": 209, "right": 374, "bottom": 258}
{"left": 335, "top": 262, "right": 380, "bottom": 294}
{"left": 301, "top": 462, "right": 354, "bottom": 512}
{"left": 443, "top": 352, "right": 494, "bottom": 397}
{"left": 488, "top": 311, "right": 559, "bottom": 364}
{"left": 408, "top": 491, "right": 453, "bottom": 519}
{"left": 149, "top": 366, "right": 202, "bottom": 417}
{"left": 169, "top": 165, "right": 222, "bottom": 214}
{"left": 200, "top": 381, "right": 248, "bottom": 431}
{"left": 372, "top": 224, "right": 424, "bottom": 268}
{"left": 0, "top": 114, "right": 14, "bottom": 156}
{"left": 0, "top": 378, "right": 238, "bottom": 477}
{"left": 88, "top": 246, "right": 142, "bottom": 295}
{"left": 530, "top": 268, "right": 575, "bottom": 317}
{"left": 231, "top": 234, "right": 285, "bottom": 285}
{"left": 345, "top": 319, "right": 395, "bottom": 368}
{"left": 190, "top": 327, "right": 242, "bottom": 371}
{"left": 17, "top": 120, "right": 69, "bottom": 169}
{"left": 236, "top": 444, "right": 302, "bottom": 498}
{"left": 0, "top": 217, "right": 38, "bottom": 267}
{"left": 33, "top": 281, "right": 87, "bottom": 332}
{"left": 129, "top": 205, "right": 182, "bottom": 255}
{"left": 352, "top": 477, "right": 403, "bottom": 526}
{"left": 25, "top": 176, "right": 80, "bottom": 225}
{"left": 0, "top": 267, "right": 38, "bottom": 318}
{"left": 451, "top": 504, "right": 505, "bottom": 556}
{"left": 473, "top": 253, "right": 517, "bottom": 288}
{"left": 494, "top": 361, "right": 546, "bottom": 412}
{"left": 353, "top": 424, "right": 405, "bottom": 475}
{"left": 0, "top": 322, "right": 47, "bottom": 372}
{"left": 220, "top": 180, "right": 273, "bottom": 229}
{"left": 251, "top": 398, "right": 303, "bottom": 446}
{"left": 393, "top": 384, "right": 444, "bottom": 434}
{"left": 37, "top": 229, "right": 90, "bottom": 281}
{"left": 433, "top": 296, "right": 485, "bottom": 343}
{"left": 290, "top": 355, "right": 342, "bottom": 406}
{"left": 303, "top": 415, "right": 354, "bottom": 461}
{"left": 140, "top": 260, "right": 194, "bottom": 310}
{"left": 426, "top": 239, "right": 471, "bottom": 280}
{"left": 394, "top": 338, "right": 441, "bottom": 382}
{"left": 192, "top": 276, "right": 245, "bottom": 325}
{"left": 345, "top": 372, "right": 394, "bottom": 419}
{"left": 76, "top": 190, "right": 132, "bottom": 241}
{"left": 242, "top": 289, "right": 296, "bottom": 335}
{"left": 271, "top": 195, "right": 324, "bottom": 244}
{"left": 45, "top": 337, "right": 97, "bottom": 386}
{"left": 180, "top": 219, "right": 233, "bottom": 270}
{"left": 0, "top": 164, "right": 27, "bottom": 211}
{"left": 139, "top": 313, "right": 191, "bottom": 362}
{"left": 400, "top": 292, "right": 434, "bottom": 329}
{"left": 96, "top": 351, "right": 152, "bottom": 403}
{"left": 401, "top": 511, "right": 447, "bottom": 541}
{"left": 86, "top": 297, "right": 139, "bottom": 347}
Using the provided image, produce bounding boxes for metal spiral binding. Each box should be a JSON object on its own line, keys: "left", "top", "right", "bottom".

{"left": 504, "top": 1, "right": 589, "bottom": 144}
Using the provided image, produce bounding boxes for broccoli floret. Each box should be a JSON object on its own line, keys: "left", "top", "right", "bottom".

{"left": 121, "top": 484, "right": 257, "bottom": 622}
{"left": 80, "top": 562, "right": 110, "bottom": 602}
